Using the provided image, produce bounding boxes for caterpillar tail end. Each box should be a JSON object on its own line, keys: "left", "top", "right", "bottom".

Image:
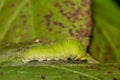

{"left": 87, "top": 54, "right": 99, "bottom": 64}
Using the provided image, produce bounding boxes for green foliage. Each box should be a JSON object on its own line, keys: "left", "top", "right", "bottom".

{"left": 0, "top": 64, "right": 120, "bottom": 80}
{"left": 89, "top": 0, "right": 120, "bottom": 62}
{"left": 0, "top": 0, "right": 91, "bottom": 48}
{"left": 0, "top": 0, "right": 92, "bottom": 64}
{"left": 0, "top": 0, "right": 120, "bottom": 80}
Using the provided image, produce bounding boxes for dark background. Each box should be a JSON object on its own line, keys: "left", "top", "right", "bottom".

{"left": 114, "top": 0, "right": 120, "bottom": 7}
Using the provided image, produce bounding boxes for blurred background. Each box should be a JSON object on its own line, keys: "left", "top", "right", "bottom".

{"left": 89, "top": 0, "right": 120, "bottom": 63}
{"left": 114, "top": 0, "right": 120, "bottom": 6}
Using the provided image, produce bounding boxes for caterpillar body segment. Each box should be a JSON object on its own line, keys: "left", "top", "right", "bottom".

{"left": 22, "top": 39, "right": 87, "bottom": 63}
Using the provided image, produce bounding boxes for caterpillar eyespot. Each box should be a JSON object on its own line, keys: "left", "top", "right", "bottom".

{"left": 21, "top": 38, "right": 87, "bottom": 63}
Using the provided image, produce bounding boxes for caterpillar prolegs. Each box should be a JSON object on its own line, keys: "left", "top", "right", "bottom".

{"left": 21, "top": 39, "right": 87, "bottom": 63}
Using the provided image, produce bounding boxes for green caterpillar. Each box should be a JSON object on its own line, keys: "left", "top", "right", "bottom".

{"left": 21, "top": 38, "right": 87, "bottom": 63}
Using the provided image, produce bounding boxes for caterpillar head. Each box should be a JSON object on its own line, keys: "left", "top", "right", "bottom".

{"left": 65, "top": 38, "right": 87, "bottom": 60}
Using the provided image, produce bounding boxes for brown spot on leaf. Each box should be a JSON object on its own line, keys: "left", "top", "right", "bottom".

{"left": 46, "top": 22, "right": 50, "bottom": 26}
{"left": 65, "top": 7, "right": 82, "bottom": 22}
{"left": 76, "top": 29, "right": 89, "bottom": 37}
{"left": 86, "top": 9, "right": 91, "bottom": 15}
{"left": 86, "top": 21, "right": 92, "bottom": 27}
{"left": 79, "top": 75, "right": 87, "bottom": 79}
{"left": 25, "top": 3, "right": 29, "bottom": 7}
{"left": 76, "top": 35, "right": 81, "bottom": 40}
{"left": 79, "top": 76, "right": 84, "bottom": 79}
{"left": 81, "top": 0, "right": 90, "bottom": 6}
{"left": 69, "top": 29, "right": 74, "bottom": 36}
{"left": 69, "top": 2, "right": 75, "bottom": 6}
{"left": 66, "top": 15, "right": 71, "bottom": 20}
{"left": 41, "top": 75, "right": 46, "bottom": 80}
{"left": 64, "top": 0, "right": 75, "bottom": 10}
{"left": 20, "top": 14, "right": 26, "bottom": 18}
{"left": 64, "top": 0, "right": 75, "bottom": 7}
{"left": 84, "top": 29, "right": 91, "bottom": 37}
{"left": 118, "top": 66, "right": 120, "bottom": 70}
{"left": 59, "top": 9, "right": 64, "bottom": 13}
{"left": 45, "top": 13, "right": 53, "bottom": 26}
{"left": 54, "top": 2, "right": 61, "bottom": 8}
{"left": 11, "top": 3, "right": 15, "bottom": 7}
{"left": 53, "top": 21, "right": 65, "bottom": 28}
{"left": 71, "top": 7, "right": 81, "bottom": 17}
{"left": 112, "top": 77, "right": 118, "bottom": 80}
{"left": 47, "top": 27, "right": 53, "bottom": 31}
{"left": 61, "top": 12, "right": 67, "bottom": 17}
{"left": 107, "top": 71, "right": 113, "bottom": 74}
{"left": 45, "top": 13, "right": 53, "bottom": 19}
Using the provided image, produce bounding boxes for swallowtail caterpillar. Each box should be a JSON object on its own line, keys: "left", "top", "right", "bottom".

{"left": 21, "top": 38, "right": 89, "bottom": 63}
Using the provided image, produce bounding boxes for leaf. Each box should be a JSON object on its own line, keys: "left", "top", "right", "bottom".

{"left": 0, "top": 0, "right": 92, "bottom": 49}
{"left": 0, "top": 0, "right": 120, "bottom": 80}
{"left": 0, "top": 0, "right": 92, "bottom": 65}
{"left": 89, "top": 0, "right": 120, "bottom": 62}
{"left": 0, "top": 64, "right": 120, "bottom": 80}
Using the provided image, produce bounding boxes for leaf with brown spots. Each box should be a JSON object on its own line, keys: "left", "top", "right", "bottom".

{"left": 0, "top": 0, "right": 92, "bottom": 49}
